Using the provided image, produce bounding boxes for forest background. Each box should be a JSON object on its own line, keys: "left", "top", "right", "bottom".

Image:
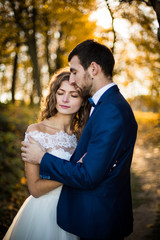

{"left": 0, "top": 0, "right": 159, "bottom": 239}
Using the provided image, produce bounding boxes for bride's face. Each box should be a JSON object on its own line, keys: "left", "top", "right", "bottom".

{"left": 56, "top": 80, "right": 83, "bottom": 115}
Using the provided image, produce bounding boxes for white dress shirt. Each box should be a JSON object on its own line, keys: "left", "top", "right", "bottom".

{"left": 90, "top": 82, "right": 116, "bottom": 116}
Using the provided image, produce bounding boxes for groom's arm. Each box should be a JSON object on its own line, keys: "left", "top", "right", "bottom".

{"left": 39, "top": 105, "right": 128, "bottom": 189}
{"left": 22, "top": 104, "right": 137, "bottom": 190}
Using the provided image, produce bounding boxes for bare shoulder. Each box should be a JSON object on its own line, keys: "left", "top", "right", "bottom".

{"left": 26, "top": 119, "right": 60, "bottom": 135}
{"left": 26, "top": 123, "right": 42, "bottom": 133}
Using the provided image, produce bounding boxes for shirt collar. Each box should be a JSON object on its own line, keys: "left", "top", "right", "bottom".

{"left": 92, "top": 82, "right": 116, "bottom": 105}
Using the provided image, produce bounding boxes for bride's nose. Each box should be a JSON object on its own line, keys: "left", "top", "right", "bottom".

{"left": 62, "top": 94, "right": 69, "bottom": 103}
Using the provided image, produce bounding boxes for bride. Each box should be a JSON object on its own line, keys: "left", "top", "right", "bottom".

{"left": 3, "top": 69, "right": 90, "bottom": 240}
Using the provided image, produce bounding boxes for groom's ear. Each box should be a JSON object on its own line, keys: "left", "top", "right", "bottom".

{"left": 88, "top": 62, "right": 99, "bottom": 77}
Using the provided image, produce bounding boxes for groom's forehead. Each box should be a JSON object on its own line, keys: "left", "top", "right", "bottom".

{"left": 70, "top": 57, "right": 85, "bottom": 73}
{"left": 70, "top": 56, "right": 81, "bottom": 66}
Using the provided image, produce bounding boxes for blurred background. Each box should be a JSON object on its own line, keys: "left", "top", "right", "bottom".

{"left": 0, "top": 0, "right": 159, "bottom": 239}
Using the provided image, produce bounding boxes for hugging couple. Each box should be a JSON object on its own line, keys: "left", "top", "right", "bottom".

{"left": 4, "top": 39, "right": 137, "bottom": 240}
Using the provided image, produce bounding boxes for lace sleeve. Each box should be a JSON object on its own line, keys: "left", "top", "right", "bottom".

{"left": 23, "top": 130, "right": 77, "bottom": 161}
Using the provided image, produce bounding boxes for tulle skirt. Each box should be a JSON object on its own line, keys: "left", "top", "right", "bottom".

{"left": 3, "top": 186, "right": 79, "bottom": 240}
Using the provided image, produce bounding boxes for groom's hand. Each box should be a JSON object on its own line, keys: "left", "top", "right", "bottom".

{"left": 77, "top": 153, "right": 87, "bottom": 163}
{"left": 21, "top": 136, "right": 46, "bottom": 164}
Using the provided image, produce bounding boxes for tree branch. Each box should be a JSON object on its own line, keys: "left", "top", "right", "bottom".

{"left": 105, "top": 0, "right": 116, "bottom": 53}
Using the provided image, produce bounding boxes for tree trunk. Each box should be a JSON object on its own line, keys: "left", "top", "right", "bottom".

{"left": 106, "top": 0, "right": 116, "bottom": 53}
{"left": 43, "top": 14, "right": 53, "bottom": 78}
{"left": 27, "top": 5, "right": 41, "bottom": 100}
{"left": 11, "top": 47, "right": 18, "bottom": 103}
{"left": 55, "top": 30, "right": 64, "bottom": 70}
{"left": 27, "top": 36, "right": 41, "bottom": 99}
{"left": 45, "top": 31, "right": 52, "bottom": 77}
{"left": 9, "top": 1, "right": 41, "bottom": 101}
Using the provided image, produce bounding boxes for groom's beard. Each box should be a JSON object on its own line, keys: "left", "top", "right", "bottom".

{"left": 80, "top": 71, "right": 92, "bottom": 97}
{"left": 72, "top": 71, "right": 92, "bottom": 97}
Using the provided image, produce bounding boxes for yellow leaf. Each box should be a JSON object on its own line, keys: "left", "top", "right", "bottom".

{"left": 20, "top": 177, "right": 26, "bottom": 185}
{"left": 146, "top": 224, "right": 154, "bottom": 228}
{"left": 8, "top": 205, "right": 13, "bottom": 210}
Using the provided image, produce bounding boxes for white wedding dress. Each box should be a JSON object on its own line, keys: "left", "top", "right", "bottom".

{"left": 3, "top": 130, "right": 79, "bottom": 240}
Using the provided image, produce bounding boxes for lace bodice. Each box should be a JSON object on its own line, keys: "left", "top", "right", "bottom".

{"left": 24, "top": 130, "right": 77, "bottom": 161}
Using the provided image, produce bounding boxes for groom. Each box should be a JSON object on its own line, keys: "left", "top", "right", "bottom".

{"left": 21, "top": 39, "right": 138, "bottom": 240}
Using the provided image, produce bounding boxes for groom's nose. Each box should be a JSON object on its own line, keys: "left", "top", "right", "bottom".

{"left": 69, "top": 73, "right": 75, "bottom": 85}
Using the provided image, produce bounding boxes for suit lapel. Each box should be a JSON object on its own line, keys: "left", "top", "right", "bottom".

{"left": 97, "top": 85, "right": 119, "bottom": 105}
{"left": 70, "top": 85, "right": 119, "bottom": 163}
{"left": 90, "top": 85, "right": 119, "bottom": 117}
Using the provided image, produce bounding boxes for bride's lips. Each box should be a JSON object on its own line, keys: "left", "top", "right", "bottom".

{"left": 60, "top": 105, "right": 70, "bottom": 109}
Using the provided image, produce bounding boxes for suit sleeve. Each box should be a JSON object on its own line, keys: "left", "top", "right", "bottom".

{"left": 40, "top": 104, "right": 123, "bottom": 189}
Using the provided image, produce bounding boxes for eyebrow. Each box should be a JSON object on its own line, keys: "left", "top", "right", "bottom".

{"left": 58, "top": 88, "right": 78, "bottom": 93}
{"left": 70, "top": 67, "right": 77, "bottom": 72}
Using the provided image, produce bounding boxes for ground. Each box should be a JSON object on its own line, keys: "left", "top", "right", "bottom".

{"left": 126, "top": 130, "right": 160, "bottom": 240}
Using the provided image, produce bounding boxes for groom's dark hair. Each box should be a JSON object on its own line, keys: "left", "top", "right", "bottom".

{"left": 68, "top": 39, "right": 115, "bottom": 77}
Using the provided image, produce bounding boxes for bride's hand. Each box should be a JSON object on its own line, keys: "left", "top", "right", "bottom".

{"left": 21, "top": 136, "right": 46, "bottom": 164}
{"left": 77, "top": 153, "right": 87, "bottom": 163}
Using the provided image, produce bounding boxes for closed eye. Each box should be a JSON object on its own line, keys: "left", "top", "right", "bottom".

{"left": 71, "top": 95, "right": 79, "bottom": 98}
{"left": 57, "top": 91, "right": 64, "bottom": 95}
{"left": 70, "top": 68, "right": 77, "bottom": 75}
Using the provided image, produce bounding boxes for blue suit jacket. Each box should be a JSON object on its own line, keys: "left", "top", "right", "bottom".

{"left": 40, "top": 85, "right": 138, "bottom": 239}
